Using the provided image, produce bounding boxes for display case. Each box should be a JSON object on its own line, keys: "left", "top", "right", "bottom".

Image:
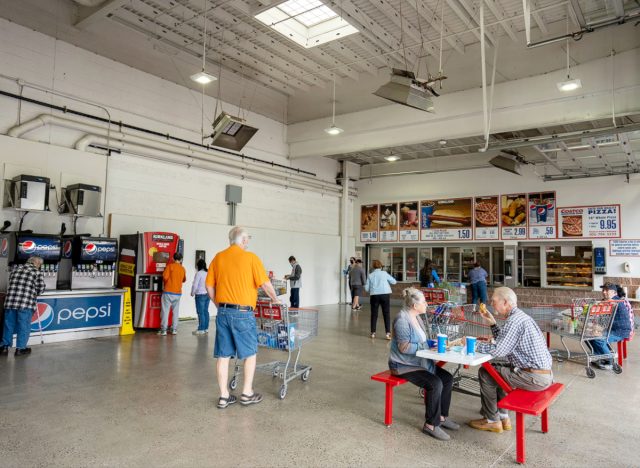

{"left": 545, "top": 245, "right": 593, "bottom": 288}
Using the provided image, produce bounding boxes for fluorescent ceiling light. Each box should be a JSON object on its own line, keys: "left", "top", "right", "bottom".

{"left": 557, "top": 78, "right": 582, "bottom": 92}
{"left": 384, "top": 155, "right": 400, "bottom": 162}
{"left": 191, "top": 71, "right": 217, "bottom": 85}
{"left": 324, "top": 124, "right": 343, "bottom": 135}
{"left": 255, "top": 0, "right": 358, "bottom": 48}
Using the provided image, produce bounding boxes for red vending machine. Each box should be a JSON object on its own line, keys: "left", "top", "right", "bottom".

{"left": 117, "top": 232, "right": 182, "bottom": 329}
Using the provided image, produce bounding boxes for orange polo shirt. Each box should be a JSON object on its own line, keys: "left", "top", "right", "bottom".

{"left": 205, "top": 244, "right": 269, "bottom": 308}
{"left": 162, "top": 262, "right": 186, "bottom": 294}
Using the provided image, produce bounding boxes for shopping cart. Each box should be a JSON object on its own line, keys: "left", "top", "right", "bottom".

{"left": 258, "top": 278, "right": 288, "bottom": 299}
{"left": 420, "top": 288, "right": 449, "bottom": 305}
{"left": 232, "top": 301, "right": 318, "bottom": 399}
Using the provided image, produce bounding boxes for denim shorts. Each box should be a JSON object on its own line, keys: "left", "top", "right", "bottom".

{"left": 214, "top": 308, "right": 257, "bottom": 359}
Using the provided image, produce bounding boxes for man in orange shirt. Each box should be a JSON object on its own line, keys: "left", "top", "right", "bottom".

{"left": 158, "top": 252, "right": 186, "bottom": 336}
{"left": 206, "top": 226, "right": 279, "bottom": 409}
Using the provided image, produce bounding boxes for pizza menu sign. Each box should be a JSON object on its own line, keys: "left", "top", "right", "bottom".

{"left": 558, "top": 205, "right": 621, "bottom": 239}
{"left": 474, "top": 196, "right": 499, "bottom": 240}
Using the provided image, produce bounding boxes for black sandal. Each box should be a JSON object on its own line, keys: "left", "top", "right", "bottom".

{"left": 217, "top": 395, "right": 237, "bottom": 409}
{"left": 240, "top": 392, "right": 263, "bottom": 406}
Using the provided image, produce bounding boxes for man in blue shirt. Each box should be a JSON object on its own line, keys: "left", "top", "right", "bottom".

{"left": 468, "top": 262, "right": 489, "bottom": 305}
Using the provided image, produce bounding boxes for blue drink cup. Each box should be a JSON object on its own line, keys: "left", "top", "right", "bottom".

{"left": 427, "top": 339, "right": 437, "bottom": 349}
{"left": 535, "top": 205, "right": 548, "bottom": 223}
{"left": 437, "top": 333, "right": 447, "bottom": 353}
{"left": 421, "top": 203, "right": 435, "bottom": 228}
{"left": 466, "top": 336, "right": 477, "bottom": 356}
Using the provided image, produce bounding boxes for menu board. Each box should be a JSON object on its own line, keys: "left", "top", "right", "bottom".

{"left": 379, "top": 202, "right": 399, "bottom": 242}
{"left": 500, "top": 194, "right": 527, "bottom": 240}
{"left": 420, "top": 198, "right": 473, "bottom": 241}
{"left": 474, "top": 196, "right": 499, "bottom": 240}
{"left": 528, "top": 191, "right": 557, "bottom": 239}
{"left": 360, "top": 205, "right": 379, "bottom": 243}
{"left": 558, "top": 205, "right": 621, "bottom": 239}
{"left": 399, "top": 201, "right": 419, "bottom": 241}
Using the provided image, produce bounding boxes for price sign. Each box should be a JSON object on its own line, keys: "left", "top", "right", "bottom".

{"left": 558, "top": 205, "right": 621, "bottom": 239}
{"left": 528, "top": 191, "right": 556, "bottom": 239}
{"left": 360, "top": 205, "right": 379, "bottom": 243}
{"left": 420, "top": 198, "right": 473, "bottom": 241}
{"left": 474, "top": 196, "right": 499, "bottom": 240}
{"left": 398, "top": 201, "right": 419, "bottom": 241}
{"left": 501, "top": 194, "right": 527, "bottom": 240}
{"left": 379, "top": 202, "right": 399, "bottom": 242}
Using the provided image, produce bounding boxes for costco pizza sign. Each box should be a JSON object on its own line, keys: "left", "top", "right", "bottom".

{"left": 558, "top": 205, "right": 621, "bottom": 239}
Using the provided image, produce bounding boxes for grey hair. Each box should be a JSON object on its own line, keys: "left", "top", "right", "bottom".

{"left": 27, "top": 256, "right": 43, "bottom": 267}
{"left": 492, "top": 286, "right": 518, "bottom": 307}
{"left": 402, "top": 287, "right": 425, "bottom": 309}
{"left": 228, "top": 226, "right": 249, "bottom": 245}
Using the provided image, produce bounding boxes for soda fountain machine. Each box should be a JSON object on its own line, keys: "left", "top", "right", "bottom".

{"left": 117, "top": 232, "right": 182, "bottom": 329}
{"left": 2, "top": 233, "right": 63, "bottom": 291}
{"left": 57, "top": 236, "right": 118, "bottom": 290}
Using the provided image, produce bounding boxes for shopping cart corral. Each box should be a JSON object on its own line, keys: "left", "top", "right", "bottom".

{"left": 229, "top": 301, "right": 318, "bottom": 399}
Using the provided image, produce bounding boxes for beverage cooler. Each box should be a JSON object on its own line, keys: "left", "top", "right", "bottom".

{"left": 117, "top": 232, "right": 182, "bottom": 329}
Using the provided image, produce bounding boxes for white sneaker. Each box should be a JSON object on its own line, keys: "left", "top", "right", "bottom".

{"left": 170, "top": 329, "right": 178, "bottom": 335}
{"left": 157, "top": 329, "right": 167, "bottom": 336}
{"left": 192, "top": 330, "right": 205, "bottom": 336}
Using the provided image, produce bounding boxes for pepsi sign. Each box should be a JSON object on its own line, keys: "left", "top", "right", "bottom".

{"left": 79, "top": 239, "right": 117, "bottom": 262}
{"left": 16, "top": 236, "right": 61, "bottom": 261}
{"left": 62, "top": 240, "right": 73, "bottom": 259}
{"left": 32, "top": 294, "right": 122, "bottom": 332}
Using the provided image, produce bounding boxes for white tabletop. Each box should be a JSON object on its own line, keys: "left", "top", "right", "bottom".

{"left": 416, "top": 348, "right": 493, "bottom": 366}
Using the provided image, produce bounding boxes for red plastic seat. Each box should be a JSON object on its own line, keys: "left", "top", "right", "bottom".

{"left": 498, "top": 383, "right": 565, "bottom": 464}
{"left": 371, "top": 371, "right": 409, "bottom": 426}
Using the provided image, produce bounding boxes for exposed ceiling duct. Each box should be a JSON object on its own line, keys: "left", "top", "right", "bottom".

{"left": 488, "top": 150, "right": 526, "bottom": 176}
{"left": 209, "top": 112, "right": 259, "bottom": 152}
{"left": 373, "top": 69, "right": 440, "bottom": 113}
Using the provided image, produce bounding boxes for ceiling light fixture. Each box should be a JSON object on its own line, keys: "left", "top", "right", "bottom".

{"left": 556, "top": 10, "right": 581, "bottom": 93}
{"left": 191, "top": 0, "right": 217, "bottom": 85}
{"left": 324, "top": 77, "right": 343, "bottom": 136}
{"left": 385, "top": 155, "right": 400, "bottom": 162}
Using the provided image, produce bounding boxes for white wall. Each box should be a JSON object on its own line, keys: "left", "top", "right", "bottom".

{"left": 0, "top": 20, "right": 344, "bottom": 314}
{"left": 355, "top": 165, "right": 640, "bottom": 287}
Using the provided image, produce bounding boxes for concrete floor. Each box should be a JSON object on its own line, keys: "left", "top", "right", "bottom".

{"left": 1, "top": 304, "right": 638, "bottom": 467}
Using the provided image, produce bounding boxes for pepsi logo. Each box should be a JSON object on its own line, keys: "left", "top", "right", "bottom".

{"left": 537, "top": 207, "right": 546, "bottom": 214}
{"left": 31, "top": 302, "right": 54, "bottom": 331}
{"left": 84, "top": 243, "right": 97, "bottom": 255}
{"left": 19, "top": 240, "right": 37, "bottom": 254}
{"left": 1, "top": 238, "right": 7, "bottom": 256}
{"left": 63, "top": 240, "right": 73, "bottom": 258}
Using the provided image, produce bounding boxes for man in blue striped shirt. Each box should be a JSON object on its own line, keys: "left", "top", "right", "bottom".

{"left": 468, "top": 287, "right": 553, "bottom": 434}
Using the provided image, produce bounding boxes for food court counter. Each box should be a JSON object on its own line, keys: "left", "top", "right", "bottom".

{"left": 27, "top": 289, "right": 125, "bottom": 346}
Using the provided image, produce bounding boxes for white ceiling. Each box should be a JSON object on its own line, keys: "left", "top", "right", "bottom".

{"left": 1, "top": 0, "right": 638, "bottom": 124}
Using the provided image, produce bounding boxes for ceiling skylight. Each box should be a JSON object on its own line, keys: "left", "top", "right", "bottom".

{"left": 255, "top": 0, "right": 358, "bottom": 49}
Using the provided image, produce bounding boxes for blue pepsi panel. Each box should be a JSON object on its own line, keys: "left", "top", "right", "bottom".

{"left": 32, "top": 293, "right": 123, "bottom": 332}
{"left": 79, "top": 238, "right": 118, "bottom": 262}
{"left": 16, "top": 235, "right": 61, "bottom": 261}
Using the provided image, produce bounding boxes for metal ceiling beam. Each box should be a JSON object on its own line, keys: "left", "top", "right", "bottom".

{"left": 74, "top": 0, "right": 129, "bottom": 29}
{"left": 109, "top": 15, "right": 297, "bottom": 95}
{"left": 558, "top": 141, "right": 589, "bottom": 173}
{"left": 568, "top": 0, "right": 586, "bottom": 28}
{"left": 530, "top": 0, "right": 549, "bottom": 35}
{"left": 484, "top": 0, "right": 519, "bottom": 42}
{"left": 588, "top": 137, "right": 613, "bottom": 173}
{"left": 618, "top": 133, "right": 639, "bottom": 170}
{"left": 532, "top": 144, "right": 566, "bottom": 176}
{"left": 611, "top": 0, "right": 625, "bottom": 19}
{"left": 137, "top": 0, "right": 315, "bottom": 90}
{"left": 413, "top": 1, "right": 465, "bottom": 55}
{"left": 446, "top": 0, "right": 496, "bottom": 47}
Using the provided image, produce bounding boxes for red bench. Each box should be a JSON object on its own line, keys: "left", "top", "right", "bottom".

{"left": 497, "top": 383, "right": 565, "bottom": 464}
{"left": 370, "top": 370, "right": 408, "bottom": 426}
{"left": 371, "top": 362, "right": 446, "bottom": 427}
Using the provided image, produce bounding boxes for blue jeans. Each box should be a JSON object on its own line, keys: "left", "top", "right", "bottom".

{"left": 590, "top": 333, "right": 625, "bottom": 364}
{"left": 290, "top": 288, "right": 300, "bottom": 308}
{"left": 1, "top": 308, "right": 33, "bottom": 349}
{"left": 471, "top": 281, "right": 488, "bottom": 304}
{"left": 195, "top": 294, "right": 210, "bottom": 331}
{"left": 214, "top": 308, "right": 257, "bottom": 359}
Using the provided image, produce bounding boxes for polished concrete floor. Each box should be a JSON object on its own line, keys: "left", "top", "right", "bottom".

{"left": 1, "top": 304, "right": 638, "bottom": 467}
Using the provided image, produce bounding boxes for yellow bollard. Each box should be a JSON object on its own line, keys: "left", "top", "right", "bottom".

{"left": 119, "top": 287, "right": 136, "bottom": 335}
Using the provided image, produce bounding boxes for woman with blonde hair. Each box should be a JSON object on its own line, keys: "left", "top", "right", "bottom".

{"left": 388, "top": 287, "right": 458, "bottom": 441}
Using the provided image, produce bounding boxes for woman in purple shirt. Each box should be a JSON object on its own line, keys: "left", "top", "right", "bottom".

{"left": 191, "top": 259, "right": 210, "bottom": 335}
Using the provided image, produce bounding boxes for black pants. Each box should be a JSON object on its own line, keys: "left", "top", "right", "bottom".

{"left": 290, "top": 288, "right": 300, "bottom": 308}
{"left": 370, "top": 294, "right": 391, "bottom": 333}
{"left": 402, "top": 367, "right": 454, "bottom": 427}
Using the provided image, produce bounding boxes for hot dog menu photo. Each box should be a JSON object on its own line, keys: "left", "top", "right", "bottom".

{"left": 420, "top": 198, "right": 473, "bottom": 241}
{"left": 360, "top": 205, "right": 379, "bottom": 243}
{"left": 379, "top": 203, "right": 399, "bottom": 242}
{"left": 474, "top": 196, "right": 500, "bottom": 240}
{"left": 501, "top": 194, "right": 527, "bottom": 239}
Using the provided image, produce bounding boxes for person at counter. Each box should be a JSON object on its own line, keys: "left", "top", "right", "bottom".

{"left": 1, "top": 256, "right": 45, "bottom": 356}
{"left": 419, "top": 259, "right": 440, "bottom": 288}
{"left": 365, "top": 259, "right": 396, "bottom": 339}
{"left": 349, "top": 259, "right": 366, "bottom": 311}
{"left": 389, "top": 287, "right": 458, "bottom": 441}
{"left": 158, "top": 252, "right": 186, "bottom": 336}
{"left": 468, "top": 287, "right": 553, "bottom": 434}
{"left": 589, "top": 282, "right": 632, "bottom": 370}
{"left": 469, "top": 262, "right": 489, "bottom": 305}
